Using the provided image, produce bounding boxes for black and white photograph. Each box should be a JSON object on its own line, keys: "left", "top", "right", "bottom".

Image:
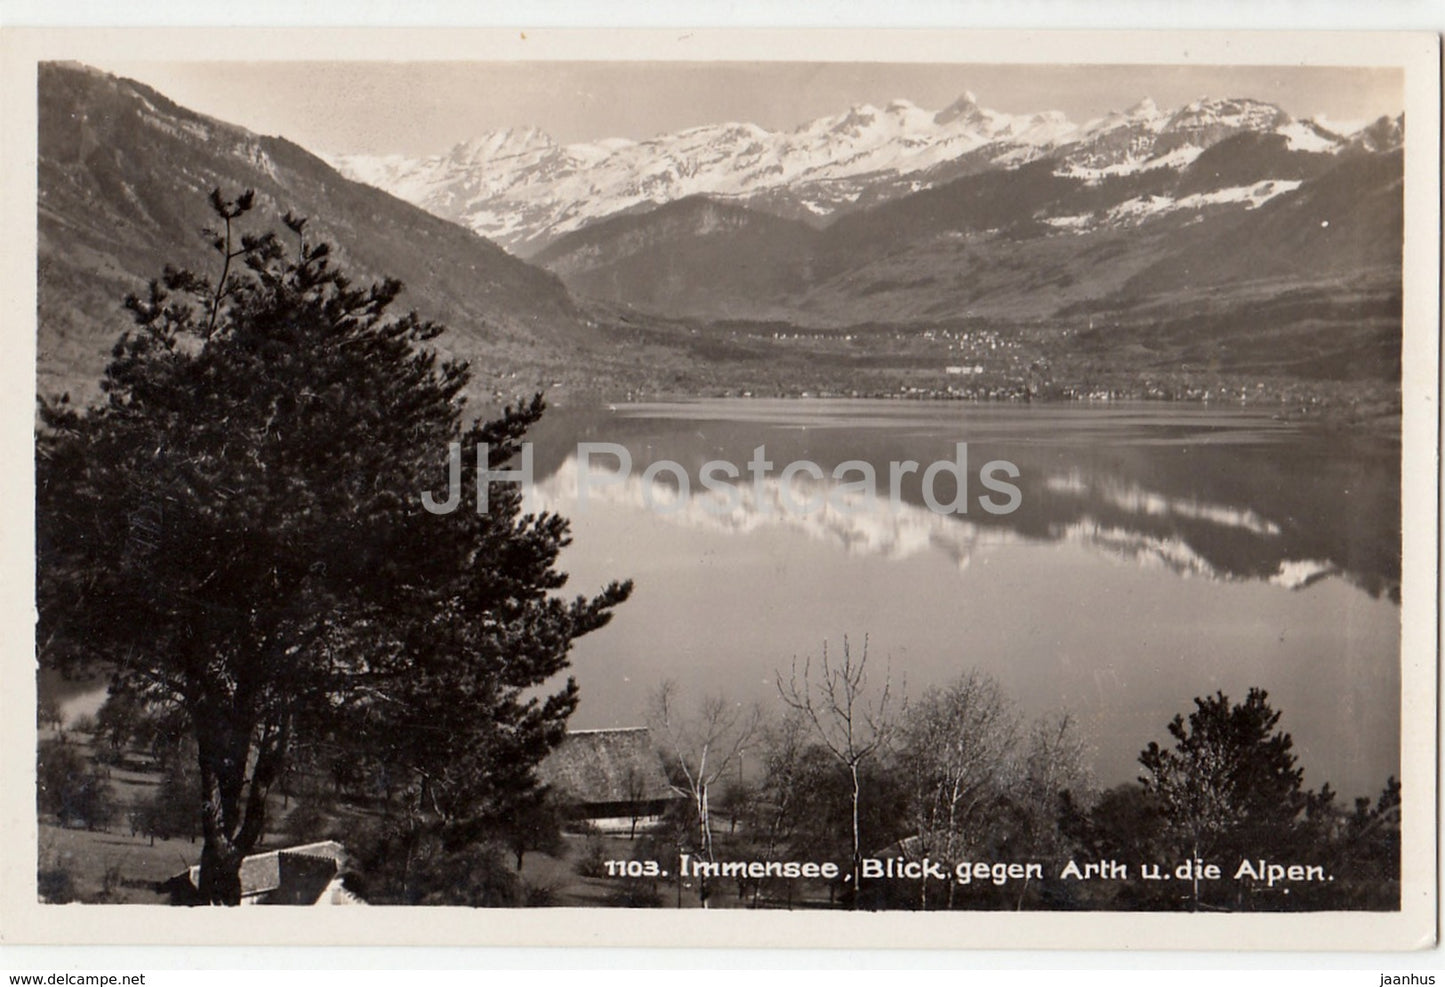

{"left": 4, "top": 26, "right": 1439, "bottom": 951}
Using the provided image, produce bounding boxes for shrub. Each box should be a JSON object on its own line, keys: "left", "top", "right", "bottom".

{"left": 573, "top": 833, "right": 609, "bottom": 878}
{"left": 37, "top": 860, "right": 76, "bottom": 903}
{"left": 37, "top": 739, "right": 116, "bottom": 831}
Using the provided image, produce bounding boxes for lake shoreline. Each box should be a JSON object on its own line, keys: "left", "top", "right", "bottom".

{"left": 514, "top": 383, "right": 1401, "bottom": 437}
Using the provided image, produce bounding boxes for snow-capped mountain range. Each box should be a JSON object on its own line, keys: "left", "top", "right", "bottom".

{"left": 325, "top": 92, "right": 1398, "bottom": 255}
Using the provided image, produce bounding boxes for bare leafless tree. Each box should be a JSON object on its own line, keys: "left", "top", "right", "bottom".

{"left": 752, "top": 709, "right": 827, "bottom": 907}
{"left": 776, "top": 635, "right": 894, "bottom": 906}
{"left": 649, "top": 680, "right": 759, "bottom": 907}
{"left": 899, "top": 670, "right": 1019, "bottom": 908}
{"left": 1010, "top": 710, "right": 1094, "bottom": 908}
{"left": 622, "top": 763, "right": 649, "bottom": 840}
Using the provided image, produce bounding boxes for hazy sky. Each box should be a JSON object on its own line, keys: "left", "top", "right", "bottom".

{"left": 96, "top": 60, "right": 1403, "bottom": 156}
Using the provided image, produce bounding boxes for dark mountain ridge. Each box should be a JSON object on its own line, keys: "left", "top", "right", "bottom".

{"left": 535, "top": 132, "right": 1402, "bottom": 344}
{"left": 38, "top": 62, "right": 587, "bottom": 405}
{"left": 36, "top": 64, "right": 1403, "bottom": 411}
{"left": 533, "top": 195, "right": 823, "bottom": 319}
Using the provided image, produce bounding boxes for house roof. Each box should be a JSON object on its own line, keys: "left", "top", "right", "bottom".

{"left": 315, "top": 874, "right": 367, "bottom": 906}
{"left": 537, "top": 727, "right": 676, "bottom": 806}
{"left": 182, "top": 840, "right": 351, "bottom": 902}
{"left": 238, "top": 851, "right": 281, "bottom": 896}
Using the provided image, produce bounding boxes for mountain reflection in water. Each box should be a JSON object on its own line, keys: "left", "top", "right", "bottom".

{"left": 523, "top": 400, "right": 1400, "bottom": 798}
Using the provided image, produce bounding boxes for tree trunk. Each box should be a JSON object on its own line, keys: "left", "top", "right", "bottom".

{"left": 696, "top": 785, "right": 713, "bottom": 908}
{"left": 193, "top": 703, "right": 288, "bottom": 905}
{"left": 849, "top": 762, "right": 862, "bottom": 909}
{"left": 196, "top": 723, "right": 248, "bottom": 905}
{"left": 1190, "top": 836, "right": 1201, "bottom": 911}
{"left": 197, "top": 836, "right": 245, "bottom": 906}
{"left": 945, "top": 798, "right": 960, "bottom": 911}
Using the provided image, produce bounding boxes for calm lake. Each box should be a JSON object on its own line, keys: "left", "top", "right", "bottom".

{"left": 524, "top": 399, "right": 1401, "bottom": 799}
{"left": 43, "top": 399, "right": 1400, "bottom": 801}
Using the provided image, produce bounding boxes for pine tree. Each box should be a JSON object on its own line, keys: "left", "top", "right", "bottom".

{"left": 1138, "top": 688, "right": 1312, "bottom": 909}
{"left": 36, "top": 189, "right": 630, "bottom": 904}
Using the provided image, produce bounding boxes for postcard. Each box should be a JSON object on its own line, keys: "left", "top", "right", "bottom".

{"left": 2, "top": 26, "right": 1438, "bottom": 951}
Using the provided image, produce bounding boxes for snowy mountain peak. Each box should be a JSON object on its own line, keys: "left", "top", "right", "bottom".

{"left": 325, "top": 91, "right": 1393, "bottom": 254}
{"left": 934, "top": 90, "right": 982, "bottom": 126}
{"left": 1085, "top": 96, "right": 1165, "bottom": 138}
{"left": 1165, "top": 97, "right": 1289, "bottom": 133}
{"left": 1299, "top": 116, "right": 1345, "bottom": 139}
{"left": 816, "top": 103, "right": 881, "bottom": 136}
{"left": 1058, "top": 95, "right": 1313, "bottom": 181}
{"left": 1129, "top": 97, "right": 1159, "bottom": 118}
{"left": 448, "top": 126, "right": 556, "bottom": 164}
{"left": 1346, "top": 114, "right": 1404, "bottom": 153}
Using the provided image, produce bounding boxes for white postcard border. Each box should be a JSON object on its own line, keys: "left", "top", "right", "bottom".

{"left": 0, "top": 25, "right": 1437, "bottom": 953}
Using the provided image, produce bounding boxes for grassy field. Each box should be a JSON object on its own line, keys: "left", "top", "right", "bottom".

{"left": 38, "top": 808, "right": 835, "bottom": 909}
{"left": 35, "top": 727, "right": 838, "bottom": 908}
{"left": 36, "top": 727, "right": 322, "bottom": 905}
{"left": 37, "top": 728, "right": 196, "bottom": 903}
{"left": 38, "top": 821, "right": 191, "bottom": 905}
